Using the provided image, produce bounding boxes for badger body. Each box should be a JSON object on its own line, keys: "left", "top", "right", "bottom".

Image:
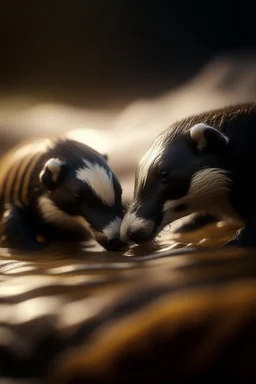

{"left": 121, "top": 102, "right": 256, "bottom": 247}
{"left": 0, "top": 137, "right": 124, "bottom": 251}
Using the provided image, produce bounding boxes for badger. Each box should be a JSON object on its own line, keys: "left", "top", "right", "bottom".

{"left": 0, "top": 137, "right": 125, "bottom": 251}
{"left": 120, "top": 102, "right": 256, "bottom": 248}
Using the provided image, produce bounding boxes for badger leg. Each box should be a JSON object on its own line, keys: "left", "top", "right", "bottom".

{"left": 172, "top": 212, "right": 219, "bottom": 234}
{"left": 0, "top": 204, "right": 45, "bottom": 250}
{"left": 224, "top": 219, "right": 256, "bottom": 248}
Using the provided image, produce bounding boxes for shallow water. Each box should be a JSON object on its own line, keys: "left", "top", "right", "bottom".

{"left": 0, "top": 219, "right": 256, "bottom": 383}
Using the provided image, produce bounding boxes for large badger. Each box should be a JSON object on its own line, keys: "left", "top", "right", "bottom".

{"left": 121, "top": 103, "right": 256, "bottom": 248}
{"left": 0, "top": 137, "right": 125, "bottom": 251}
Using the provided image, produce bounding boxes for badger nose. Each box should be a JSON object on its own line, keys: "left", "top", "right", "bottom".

{"left": 101, "top": 238, "right": 127, "bottom": 252}
{"left": 108, "top": 238, "right": 126, "bottom": 251}
{"left": 129, "top": 229, "right": 149, "bottom": 244}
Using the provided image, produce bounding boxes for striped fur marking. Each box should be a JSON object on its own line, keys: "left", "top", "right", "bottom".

{"left": 38, "top": 196, "right": 91, "bottom": 232}
{"left": 120, "top": 211, "right": 154, "bottom": 243}
{"left": 13, "top": 150, "right": 37, "bottom": 204}
{"left": 0, "top": 140, "right": 51, "bottom": 206}
{"left": 76, "top": 160, "right": 115, "bottom": 207}
{"left": 163, "top": 168, "right": 236, "bottom": 222}
{"left": 21, "top": 151, "right": 45, "bottom": 205}
{"left": 103, "top": 217, "right": 123, "bottom": 240}
{"left": 3, "top": 159, "right": 20, "bottom": 204}
{"left": 1, "top": 205, "right": 15, "bottom": 243}
{"left": 136, "top": 130, "right": 170, "bottom": 193}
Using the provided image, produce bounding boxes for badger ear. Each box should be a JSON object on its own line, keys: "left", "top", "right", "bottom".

{"left": 102, "top": 153, "right": 108, "bottom": 161}
{"left": 39, "top": 158, "right": 66, "bottom": 190}
{"left": 189, "top": 123, "right": 229, "bottom": 151}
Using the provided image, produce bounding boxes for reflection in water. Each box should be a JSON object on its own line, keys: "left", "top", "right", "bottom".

{"left": 0, "top": 218, "right": 255, "bottom": 382}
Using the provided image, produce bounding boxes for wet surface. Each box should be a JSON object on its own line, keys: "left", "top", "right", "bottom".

{"left": 0, "top": 218, "right": 256, "bottom": 383}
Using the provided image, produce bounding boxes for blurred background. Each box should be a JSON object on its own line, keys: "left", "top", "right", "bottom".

{"left": 1, "top": 0, "right": 256, "bottom": 201}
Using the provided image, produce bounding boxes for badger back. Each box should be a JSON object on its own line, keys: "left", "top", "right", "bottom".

{"left": 166, "top": 102, "right": 256, "bottom": 147}
{"left": 0, "top": 138, "right": 54, "bottom": 211}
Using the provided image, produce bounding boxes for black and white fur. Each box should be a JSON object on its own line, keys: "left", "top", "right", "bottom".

{"left": 121, "top": 102, "right": 256, "bottom": 248}
{"left": 0, "top": 137, "right": 125, "bottom": 251}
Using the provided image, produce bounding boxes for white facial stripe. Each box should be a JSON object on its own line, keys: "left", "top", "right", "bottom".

{"left": 38, "top": 196, "right": 91, "bottom": 232}
{"left": 163, "top": 167, "right": 231, "bottom": 214}
{"left": 76, "top": 160, "right": 115, "bottom": 206}
{"left": 136, "top": 130, "right": 170, "bottom": 192}
{"left": 120, "top": 211, "right": 154, "bottom": 243}
{"left": 103, "top": 217, "right": 122, "bottom": 240}
{"left": 40, "top": 158, "right": 64, "bottom": 183}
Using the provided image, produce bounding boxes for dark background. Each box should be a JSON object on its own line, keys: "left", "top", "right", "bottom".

{"left": 1, "top": 1, "right": 256, "bottom": 107}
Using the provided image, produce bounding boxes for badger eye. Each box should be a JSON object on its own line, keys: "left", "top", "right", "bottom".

{"left": 160, "top": 170, "right": 170, "bottom": 184}
{"left": 74, "top": 193, "right": 83, "bottom": 203}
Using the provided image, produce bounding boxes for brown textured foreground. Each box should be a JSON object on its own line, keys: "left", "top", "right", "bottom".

{"left": 0, "top": 219, "right": 256, "bottom": 383}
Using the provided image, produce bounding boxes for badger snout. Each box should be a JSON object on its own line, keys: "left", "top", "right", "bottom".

{"left": 94, "top": 217, "right": 127, "bottom": 251}
{"left": 96, "top": 235, "right": 126, "bottom": 251}
{"left": 94, "top": 232, "right": 126, "bottom": 251}
{"left": 120, "top": 212, "right": 155, "bottom": 244}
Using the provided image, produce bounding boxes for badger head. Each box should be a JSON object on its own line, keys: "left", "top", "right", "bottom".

{"left": 121, "top": 123, "right": 235, "bottom": 245}
{"left": 38, "top": 141, "right": 125, "bottom": 251}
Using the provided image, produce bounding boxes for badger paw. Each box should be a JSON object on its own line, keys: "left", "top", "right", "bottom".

{"left": 172, "top": 212, "right": 219, "bottom": 234}
{"left": 224, "top": 221, "right": 256, "bottom": 248}
{"left": 0, "top": 204, "right": 46, "bottom": 251}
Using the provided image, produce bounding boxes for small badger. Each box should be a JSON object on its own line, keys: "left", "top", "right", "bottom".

{"left": 0, "top": 137, "right": 125, "bottom": 251}
{"left": 121, "top": 102, "right": 256, "bottom": 248}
